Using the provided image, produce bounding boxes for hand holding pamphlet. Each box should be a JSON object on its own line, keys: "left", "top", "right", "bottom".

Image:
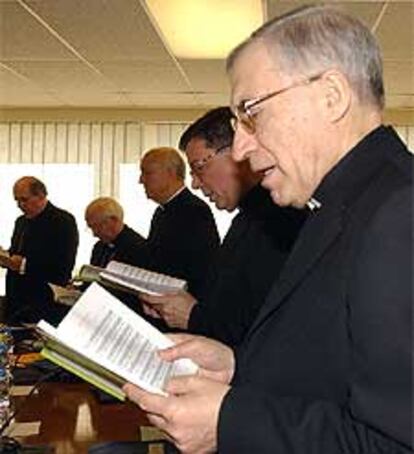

{"left": 36, "top": 283, "right": 198, "bottom": 400}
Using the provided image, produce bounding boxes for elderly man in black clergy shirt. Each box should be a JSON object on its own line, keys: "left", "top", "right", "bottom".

{"left": 139, "top": 147, "right": 219, "bottom": 300}
{"left": 1, "top": 176, "right": 78, "bottom": 324}
{"left": 85, "top": 197, "right": 147, "bottom": 269}
{"left": 139, "top": 107, "right": 306, "bottom": 347}
{"left": 84, "top": 196, "right": 149, "bottom": 314}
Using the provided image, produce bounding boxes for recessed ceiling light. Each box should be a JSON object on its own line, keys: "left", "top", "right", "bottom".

{"left": 144, "top": 0, "right": 263, "bottom": 59}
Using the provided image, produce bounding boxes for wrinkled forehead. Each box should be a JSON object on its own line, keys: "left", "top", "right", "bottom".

{"left": 141, "top": 154, "right": 167, "bottom": 171}
{"left": 85, "top": 208, "right": 104, "bottom": 223}
{"left": 229, "top": 41, "right": 284, "bottom": 104}
{"left": 186, "top": 137, "right": 214, "bottom": 158}
{"left": 13, "top": 181, "right": 33, "bottom": 198}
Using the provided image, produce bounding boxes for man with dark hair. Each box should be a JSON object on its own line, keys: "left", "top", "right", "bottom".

{"left": 126, "top": 6, "right": 412, "bottom": 453}
{"left": 140, "top": 107, "right": 305, "bottom": 346}
{"left": 139, "top": 147, "right": 219, "bottom": 299}
{"left": 1, "top": 176, "right": 79, "bottom": 324}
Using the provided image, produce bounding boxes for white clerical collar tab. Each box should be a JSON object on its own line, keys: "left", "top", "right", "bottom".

{"left": 306, "top": 197, "right": 322, "bottom": 212}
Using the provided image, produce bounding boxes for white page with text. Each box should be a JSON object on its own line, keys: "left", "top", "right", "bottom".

{"left": 42, "top": 283, "right": 197, "bottom": 394}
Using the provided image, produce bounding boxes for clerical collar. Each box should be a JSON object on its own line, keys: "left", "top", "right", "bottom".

{"left": 162, "top": 185, "right": 186, "bottom": 207}
{"left": 306, "top": 197, "right": 322, "bottom": 213}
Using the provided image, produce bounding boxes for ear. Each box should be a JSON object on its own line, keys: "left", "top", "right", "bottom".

{"left": 320, "top": 69, "right": 352, "bottom": 123}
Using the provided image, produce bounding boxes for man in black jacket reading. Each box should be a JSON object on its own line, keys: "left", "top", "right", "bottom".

{"left": 1, "top": 176, "right": 78, "bottom": 324}
{"left": 125, "top": 6, "right": 412, "bottom": 453}
{"left": 139, "top": 147, "right": 219, "bottom": 300}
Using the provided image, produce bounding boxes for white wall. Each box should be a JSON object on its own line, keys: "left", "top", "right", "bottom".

{"left": 0, "top": 121, "right": 237, "bottom": 295}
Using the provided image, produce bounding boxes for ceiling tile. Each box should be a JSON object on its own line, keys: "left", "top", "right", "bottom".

{"left": 375, "top": 2, "right": 414, "bottom": 61}
{"left": 383, "top": 61, "right": 414, "bottom": 95}
{"left": 96, "top": 61, "right": 190, "bottom": 93}
{"left": 23, "top": 0, "right": 174, "bottom": 62}
{"left": 127, "top": 92, "right": 199, "bottom": 108}
{"left": 0, "top": 1, "right": 76, "bottom": 61}
{"left": 267, "top": 1, "right": 384, "bottom": 29}
{"left": 179, "top": 60, "right": 229, "bottom": 92}
{"left": 7, "top": 61, "right": 115, "bottom": 91}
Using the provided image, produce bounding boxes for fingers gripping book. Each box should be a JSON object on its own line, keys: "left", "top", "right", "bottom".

{"left": 36, "top": 283, "right": 198, "bottom": 400}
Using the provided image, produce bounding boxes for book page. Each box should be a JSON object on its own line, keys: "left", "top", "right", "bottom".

{"left": 48, "top": 283, "right": 197, "bottom": 395}
{"left": 101, "top": 261, "right": 187, "bottom": 296}
{"left": 76, "top": 264, "right": 104, "bottom": 283}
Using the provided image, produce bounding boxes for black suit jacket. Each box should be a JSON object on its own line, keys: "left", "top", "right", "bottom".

{"left": 189, "top": 185, "right": 306, "bottom": 347}
{"left": 89, "top": 224, "right": 149, "bottom": 314}
{"left": 218, "top": 126, "right": 413, "bottom": 453}
{"left": 90, "top": 224, "right": 148, "bottom": 269}
{"left": 6, "top": 202, "right": 79, "bottom": 324}
{"left": 145, "top": 187, "right": 219, "bottom": 298}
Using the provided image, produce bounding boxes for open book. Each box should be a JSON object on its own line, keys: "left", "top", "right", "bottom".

{"left": 36, "top": 283, "right": 197, "bottom": 400}
{"left": 48, "top": 283, "right": 82, "bottom": 306}
{"left": 76, "top": 261, "right": 187, "bottom": 296}
{"left": 76, "top": 264, "right": 104, "bottom": 284}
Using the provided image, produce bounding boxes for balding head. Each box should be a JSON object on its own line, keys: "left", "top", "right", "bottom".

{"left": 139, "top": 147, "right": 186, "bottom": 204}
{"left": 142, "top": 147, "right": 186, "bottom": 180}
{"left": 85, "top": 197, "right": 124, "bottom": 243}
{"left": 13, "top": 176, "right": 48, "bottom": 218}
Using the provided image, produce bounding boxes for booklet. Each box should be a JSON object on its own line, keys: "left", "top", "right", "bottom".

{"left": 48, "top": 283, "right": 82, "bottom": 307}
{"left": 76, "top": 264, "right": 104, "bottom": 284}
{"left": 36, "top": 283, "right": 197, "bottom": 400}
{"left": 76, "top": 261, "right": 187, "bottom": 296}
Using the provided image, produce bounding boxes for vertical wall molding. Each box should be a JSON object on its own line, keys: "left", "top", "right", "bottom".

{"left": 0, "top": 121, "right": 189, "bottom": 197}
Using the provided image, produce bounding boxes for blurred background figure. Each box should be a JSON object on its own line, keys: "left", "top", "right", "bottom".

{"left": 1, "top": 176, "right": 78, "bottom": 325}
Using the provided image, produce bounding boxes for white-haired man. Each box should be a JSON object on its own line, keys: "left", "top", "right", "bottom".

{"left": 85, "top": 197, "right": 147, "bottom": 269}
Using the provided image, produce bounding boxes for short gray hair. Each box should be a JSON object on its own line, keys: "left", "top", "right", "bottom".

{"left": 85, "top": 197, "right": 124, "bottom": 222}
{"left": 227, "top": 5, "right": 384, "bottom": 109}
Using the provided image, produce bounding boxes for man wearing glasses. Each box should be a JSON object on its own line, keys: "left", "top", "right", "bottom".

{"left": 139, "top": 107, "right": 305, "bottom": 346}
{"left": 125, "top": 6, "right": 412, "bottom": 453}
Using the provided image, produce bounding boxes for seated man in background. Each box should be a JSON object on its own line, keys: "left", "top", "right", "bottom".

{"left": 84, "top": 196, "right": 149, "bottom": 315}
{"left": 140, "top": 107, "right": 306, "bottom": 347}
{"left": 85, "top": 197, "right": 147, "bottom": 268}
{"left": 139, "top": 147, "right": 219, "bottom": 300}
{"left": 1, "top": 176, "right": 78, "bottom": 324}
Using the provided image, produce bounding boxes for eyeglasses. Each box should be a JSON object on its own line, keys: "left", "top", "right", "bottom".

{"left": 189, "top": 143, "right": 231, "bottom": 176}
{"left": 231, "top": 73, "right": 324, "bottom": 134}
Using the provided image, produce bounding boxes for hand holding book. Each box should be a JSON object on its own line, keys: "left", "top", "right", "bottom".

{"left": 75, "top": 261, "right": 187, "bottom": 296}
{"left": 37, "top": 284, "right": 198, "bottom": 400}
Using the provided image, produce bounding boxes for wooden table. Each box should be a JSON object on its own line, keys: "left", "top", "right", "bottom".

{"left": 7, "top": 382, "right": 158, "bottom": 454}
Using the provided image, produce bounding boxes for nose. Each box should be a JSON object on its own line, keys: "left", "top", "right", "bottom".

{"left": 191, "top": 172, "right": 201, "bottom": 190}
{"left": 231, "top": 124, "right": 257, "bottom": 162}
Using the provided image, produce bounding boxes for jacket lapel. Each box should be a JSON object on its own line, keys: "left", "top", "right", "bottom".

{"left": 221, "top": 211, "right": 248, "bottom": 250}
{"left": 245, "top": 203, "right": 345, "bottom": 341}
